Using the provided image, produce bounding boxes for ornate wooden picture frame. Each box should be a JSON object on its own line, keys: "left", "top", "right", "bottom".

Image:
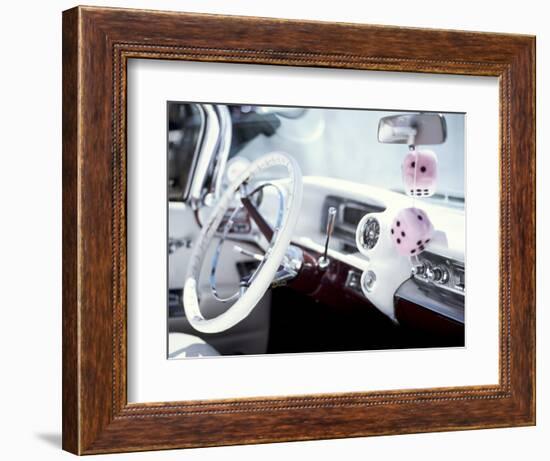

{"left": 62, "top": 5, "right": 535, "bottom": 454}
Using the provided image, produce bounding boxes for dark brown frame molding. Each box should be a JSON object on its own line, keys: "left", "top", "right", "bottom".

{"left": 62, "top": 5, "right": 536, "bottom": 454}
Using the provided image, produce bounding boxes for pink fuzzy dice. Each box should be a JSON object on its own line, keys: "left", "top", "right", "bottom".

{"left": 402, "top": 149, "right": 438, "bottom": 197}
{"left": 390, "top": 207, "right": 434, "bottom": 256}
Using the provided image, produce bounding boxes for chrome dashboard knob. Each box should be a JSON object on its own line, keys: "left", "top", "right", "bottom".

{"left": 361, "top": 269, "right": 377, "bottom": 293}
{"left": 426, "top": 265, "right": 449, "bottom": 284}
{"left": 412, "top": 263, "right": 426, "bottom": 277}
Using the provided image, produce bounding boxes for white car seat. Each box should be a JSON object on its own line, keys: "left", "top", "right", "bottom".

{"left": 168, "top": 332, "right": 220, "bottom": 358}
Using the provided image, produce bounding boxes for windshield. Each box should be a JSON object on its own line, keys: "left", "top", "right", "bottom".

{"left": 229, "top": 105, "right": 465, "bottom": 210}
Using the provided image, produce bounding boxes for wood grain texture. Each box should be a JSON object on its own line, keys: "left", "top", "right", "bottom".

{"left": 61, "top": 7, "right": 80, "bottom": 454}
{"left": 62, "top": 5, "right": 536, "bottom": 455}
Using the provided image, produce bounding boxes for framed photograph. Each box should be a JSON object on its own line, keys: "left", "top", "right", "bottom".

{"left": 62, "top": 6, "right": 535, "bottom": 454}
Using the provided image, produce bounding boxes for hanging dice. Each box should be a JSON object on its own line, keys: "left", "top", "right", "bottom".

{"left": 390, "top": 207, "right": 434, "bottom": 256}
{"left": 402, "top": 149, "right": 438, "bottom": 197}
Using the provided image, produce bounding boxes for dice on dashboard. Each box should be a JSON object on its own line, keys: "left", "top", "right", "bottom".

{"left": 390, "top": 207, "right": 434, "bottom": 256}
{"left": 401, "top": 149, "right": 438, "bottom": 197}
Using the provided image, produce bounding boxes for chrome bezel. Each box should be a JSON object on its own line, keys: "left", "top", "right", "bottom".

{"left": 359, "top": 216, "right": 380, "bottom": 251}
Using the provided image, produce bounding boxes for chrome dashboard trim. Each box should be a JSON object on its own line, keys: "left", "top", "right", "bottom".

{"left": 182, "top": 104, "right": 206, "bottom": 201}
{"left": 210, "top": 105, "right": 232, "bottom": 201}
{"left": 394, "top": 278, "right": 464, "bottom": 324}
{"left": 189, "top": 104, "right": 220, "bottom": 206}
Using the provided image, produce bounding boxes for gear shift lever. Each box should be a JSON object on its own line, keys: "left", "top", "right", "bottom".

{"left": 318, "top": 207, "right": 337, "bottom": 269}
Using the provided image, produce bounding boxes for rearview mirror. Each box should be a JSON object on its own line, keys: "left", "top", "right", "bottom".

{"left": 377, "top": 113, "right": 447, "bottom": 145}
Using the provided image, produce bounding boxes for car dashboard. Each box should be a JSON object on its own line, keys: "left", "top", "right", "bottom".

{"left": 168, "top": 174, "right": 465, "bottom": 349}
{"left": 266, "top": 176, "right": 465, "bottom": 333}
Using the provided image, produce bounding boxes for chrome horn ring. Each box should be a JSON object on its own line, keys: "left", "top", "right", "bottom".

{"left": 208, "top": 182, "right": 285, "bottom": 303}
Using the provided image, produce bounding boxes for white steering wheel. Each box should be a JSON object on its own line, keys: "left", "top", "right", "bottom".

{"left": 183, "top": 152, "right": 303, "bottom": 333}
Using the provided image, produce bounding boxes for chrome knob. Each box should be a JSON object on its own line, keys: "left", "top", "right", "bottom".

{"left": 412, "top": 263, "right": 427, "bottom": 277}
{"left": 361, "top": 270, "right": 377, "bottom": 293}
{"left": 427, "top": 266, "right": 439, "bottom": 282}
{"left": 438, "top": 267, "right": 450, "bottom": 284}
{"left": 426, "top": 265, "right": 449, "bottom": 284}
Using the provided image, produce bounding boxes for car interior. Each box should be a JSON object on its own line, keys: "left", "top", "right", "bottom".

{"left": 167, "top": 103, "right": 465, "bottom": 358}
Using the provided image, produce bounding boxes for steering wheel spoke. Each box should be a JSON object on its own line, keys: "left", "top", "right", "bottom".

{"left": 232, "top": 244, "right": 265, "bottom": 261}
{"left": 239, "top": 185, "right": 274, "bottom": 242}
